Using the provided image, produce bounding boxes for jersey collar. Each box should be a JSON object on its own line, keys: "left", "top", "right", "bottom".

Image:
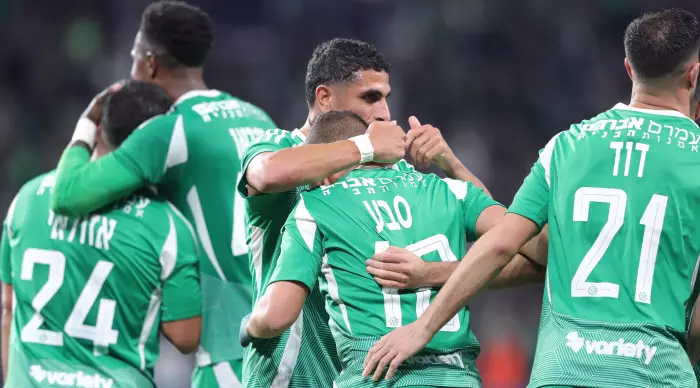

{"left": 291, "top": 128, "right": 306, "bottom": 142}
{"left": 173, "top": 89, "right": 222, "bottom": 106}
{"left": 612, "top": 103, "right": 688, "bottom": 119}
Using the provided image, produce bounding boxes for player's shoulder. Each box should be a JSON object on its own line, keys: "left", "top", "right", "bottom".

{"left": 4, "top": 170, "right": 57, "bottom": 225}
{"left": 251, "top": 128, "right": 303, "bottom": 149}
{"left": 134, "top": 111, "right": 179, "bottom": 133}
{"left": 107, "top": 193, "right": 196, "bottom": 246}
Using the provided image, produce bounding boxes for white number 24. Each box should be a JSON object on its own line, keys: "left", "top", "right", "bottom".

{"left": 571, "top": 187, "right": 668, "bottom": 304}
{"left": 20, "top": 248, "right": 119, "bottom": 348}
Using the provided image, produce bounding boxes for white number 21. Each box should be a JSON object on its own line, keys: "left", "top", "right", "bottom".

{"left": 571, "top": 187, "right": 667, "bottom": 304}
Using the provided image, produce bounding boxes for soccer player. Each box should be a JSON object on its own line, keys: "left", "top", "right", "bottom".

{"left": 49, "top": 2, "right": 276, "bottom": 386}
{"left": 237, "top": 38, "right": 488, "bottom": 387}
{"left": 363, "top": 8, "right": 700, "bottom": 388}
{"left": 242, "top": 111, "right": 545, "bottom": 388}
{"left": 1, "top": 80, "right": 202, "bottom": 387}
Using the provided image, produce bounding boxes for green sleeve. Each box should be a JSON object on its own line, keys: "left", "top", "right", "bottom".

{"left": 160, "top": 212, "right": 202, "bottom": 322}
{"left": 460, "top": 181, "right": 503, "bottom": 241}
{"left": 52, "top": 147, "right": 143, "bottom": 217}
{"left": 269, "top": 196, "right": 324, "bottom": 290}
{"left": 1, "top": 229, "right": 11, "bottom": 285}
{"left": 507, "top": 160, "right": 549, "bottom": 228}
{"left": 111, "top": 114, "right": 179, "bottom": 185}
{"left": 236, "top": 129, "right": 294, "bottom": 199}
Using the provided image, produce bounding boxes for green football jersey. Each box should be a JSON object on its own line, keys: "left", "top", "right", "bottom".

{"left": 1, "top": 171, "right": 201, "bottom": 388}
{"left": 114, "top": 90, "right": 277, "bottom": 366}
{"left": 237, "top": 129, "right": 418, "bottom": 387}
{"left": 270, "top": 166, "right": 499, "bottom": 388}
{"left": 238, "top": 128, "right": 341, "bottom": 387}
{"left": 508, "top": 103, "right": 700, "bottom": 387}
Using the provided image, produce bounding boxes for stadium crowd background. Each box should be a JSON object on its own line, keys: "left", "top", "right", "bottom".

{"left": 1, "top": 0, "right": 699, "bottom": 387}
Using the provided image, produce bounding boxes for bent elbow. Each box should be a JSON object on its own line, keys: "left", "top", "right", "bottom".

{"left": 255, "top": 158, "right": 296, "bottom": 194}
{"left": 173, "top": 336, "right": 200, "bottom": 354}
{"left": 260, "top": 310, "right": 296, "bottom": 338}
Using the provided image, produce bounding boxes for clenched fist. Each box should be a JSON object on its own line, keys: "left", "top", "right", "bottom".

{"left": 366, "top": 121, "right": 407, "bottom": 164}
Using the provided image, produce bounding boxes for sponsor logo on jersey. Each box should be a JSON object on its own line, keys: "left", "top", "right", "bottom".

{"left": 403, "top": 352, "right": 465, "bottom": 368}
{"left": 29, "top": 365, "right": 114, "bottom": 388}
{"left": 564, "top": 331, "right": 657, "bottom": 365}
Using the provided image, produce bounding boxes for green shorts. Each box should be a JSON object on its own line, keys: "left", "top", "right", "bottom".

{"left": 191, "top": 359, "right": 243, "bottom": 388}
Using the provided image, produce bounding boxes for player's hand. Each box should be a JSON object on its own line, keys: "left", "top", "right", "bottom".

{"left": 82, "top": 81, "right": 125, "bottom": 125}
{"left": 366, "top": 121, "right": 407, "bottom": 164}
{"left": 363, "top": 321, "right": 432, "bottom": 381}
{"left": 366, "top": 246, "right": 429, "bottom": 289}
{"left": 406, "top": 116, "right": 461, "bottom": 172}
{"left": 240, "top": 313, "right": 253, "bottom": 347}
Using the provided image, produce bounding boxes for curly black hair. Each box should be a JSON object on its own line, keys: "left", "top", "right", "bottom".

{"left": 305, "top": 38, "right": 390, "bottom": 107}
{"left": 624, "top": 8, "right": 700, "bottom": 80}
{"left": 140, "top": 1, "right": 213, "bottom": 68}
{"left": 102, "top": 80, "right": 172, "bottom": 148}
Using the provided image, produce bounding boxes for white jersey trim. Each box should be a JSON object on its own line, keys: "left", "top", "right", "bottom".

{"left": 322, "top": 254, "right": 352, "bottom": 332}
{"left": 173, "top": 89, "right": 222, "bottom": 106}
{"left": 165, "top": 115, "right": 188, "bottom": 170}
{"left": 612, "top": 103, "right": 698, "bottom": 128}
{"left": 538, "top": 132, "right": 562, "bottom": 188}
{"left": 270, "top": 310, "right": 304, "bottom": 388}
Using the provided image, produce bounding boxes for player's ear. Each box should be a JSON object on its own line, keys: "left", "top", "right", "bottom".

{"left": 688, "top": 62, "right": 700, "bottom": 91}
{"left": 624, "top": 57, "right": 634, "bottom": 81}
{"left": 147, "top": 54, "right": 158, "bottom": 80}
{"left": 315, "top": 85, "right": 333, "bottom": 113}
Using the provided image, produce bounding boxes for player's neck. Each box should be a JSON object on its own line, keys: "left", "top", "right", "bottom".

{"left": 160, "top": 69, "right": 208, "bottom": 102}
{"left": 629, "top": 84, "right": 691, "bottom": 117}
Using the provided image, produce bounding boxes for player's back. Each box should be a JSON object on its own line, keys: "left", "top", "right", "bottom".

{"left": 2, "top": 171, "right": 199, "bottom": 388}
{"left": 528, "top": 104, "right": 700, "bottom": 387}
{"left": 294, "top": 166, "right": 498, "bottom": 387}
{"left": 125, "top": 90, "right": 277, "bottom": 365}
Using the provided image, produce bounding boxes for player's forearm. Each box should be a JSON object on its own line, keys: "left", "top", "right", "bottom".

{"left": 488, "top": 254, "right": 546, "bottom": 290}
{"left": 515, "top": 231, "right": 548, "bottom": 267}
{"left": 52, "top": 147, "right": 142, "bottom": 216}
{"left": 2, "top": 308, "right": 11, "bottom": 381}
{"left": 246, "top": 312, "right": 292, "bottom": 339}
{"left": 249, "top": 141, "right": 361, "bottom": 193}
{"left": 418, "top": 262, "right": 460, "bottom": 287}
{"left": 435, "top": 153, "right": 490, "bottom": 195}
{"left": 418, "top": 231, "right": 516, "bottom": 335}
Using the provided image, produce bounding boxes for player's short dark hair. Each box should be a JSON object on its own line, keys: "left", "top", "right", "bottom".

{"left": 102, "top": 81, "right": 172, "bottom": 148}
{"left": 140, "top": 1, "right": 213, "bottom": 68}
{"left": 305, "top": 38, "right": 390, "bottom": 107}
{"left": 306, "top": 111, "right": 368, "bottom": 145}
{"left": 624, "top": 8, "right": 700, "bottom": 80}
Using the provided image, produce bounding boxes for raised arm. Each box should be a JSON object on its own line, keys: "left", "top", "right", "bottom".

{"left": 52, "top": 147, "right": 143, "bottom": 216}
{"left": 242, "top": 121, "right": 407, "bottom": 195}
{"left": 243, "top": 195, "right": 324, "bottom": 343}
{"left": 405, "top": 116, "right": 489, "bottom": 195}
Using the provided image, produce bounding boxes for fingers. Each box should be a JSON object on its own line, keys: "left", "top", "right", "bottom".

{"left": 408, "top": 116, "right": 422, "bottom": 130}
{"left": 409, "top": 132, "right": 432, "bottom": 166}
{"left": 416, "top": 136, "right": 442, "bottom": 167}
{"left": 384, "top": 354, "right": 407, "bottom": 380}
{"left": 363, "top": 341, "right": 390, "bottom": 376}
{"left": 372, "top": 278, "right": 408, "bottom": 288}
{"left": 370, "top": 251, "right": 404, "bottom": 263}
{"left": 373, "top": 349, "right": 398, "bottom": 381}
{"left": 405, "top": 127, "right": 425, "bottom": 151}
{"left": 366, "top": 265, "right": 409, "bottom": 284}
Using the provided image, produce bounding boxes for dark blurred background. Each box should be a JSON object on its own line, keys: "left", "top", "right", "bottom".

{"left": 1, "top": 0, "right": 699, "bottom": 387}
